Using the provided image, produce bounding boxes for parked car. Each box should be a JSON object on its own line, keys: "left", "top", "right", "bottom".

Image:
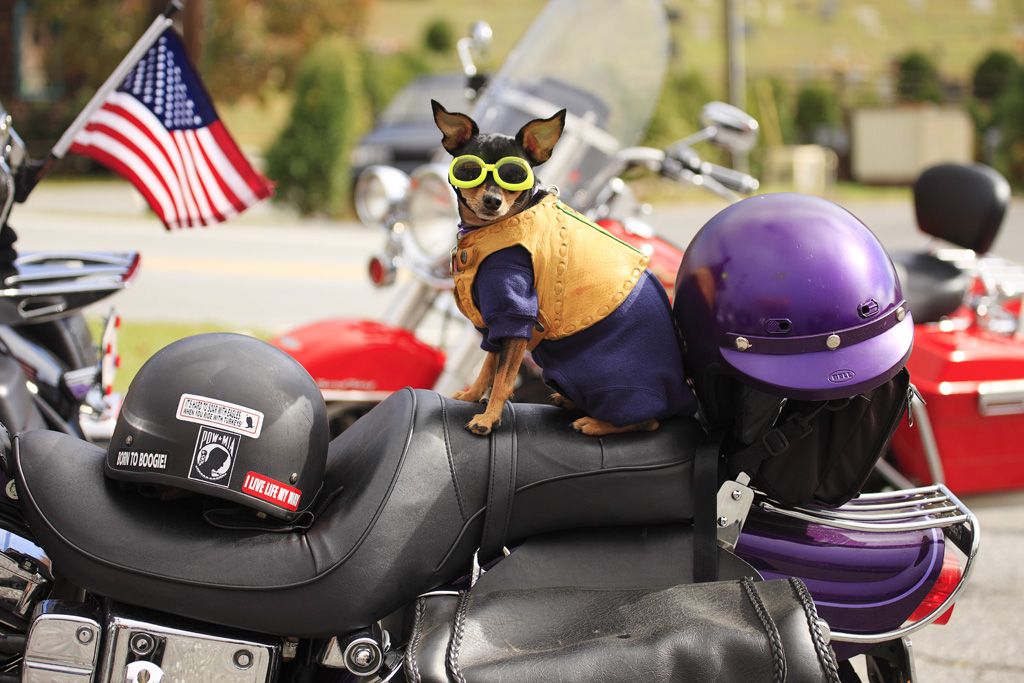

{"left": 350, "top": 73, "right": 470, "bottom": 181}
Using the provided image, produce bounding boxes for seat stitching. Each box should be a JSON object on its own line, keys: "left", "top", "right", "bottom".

{"left": 439, "top": 396, "right": 468, "bottom": 521}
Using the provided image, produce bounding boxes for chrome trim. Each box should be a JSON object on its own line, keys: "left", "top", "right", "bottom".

{"left": 23, "top": 601, "right": 102, "bottom": 682}
{"left": 757, "top": 484, "right": 980, "bottom": 644}
{"left": 320, "top": 389, "right": 395, "bottom": 403}
{"left": 0, "top": 548, "right": 51, "bottom": 624}
{"left": 101, "top": 610, "right": 280, "bottom": 682}
{"left": 978, "top": 379, "right": 1024, "bottom": 416}
{"left": 910, "top": 392, "right": 946, "bottom": 484}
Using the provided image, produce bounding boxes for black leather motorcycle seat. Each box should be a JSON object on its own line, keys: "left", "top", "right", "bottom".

{"left": 16, "top": 389, "right": 702, "bottom": 637}
{"left": 891, "top": 250, "right": 968, "bottom": 324}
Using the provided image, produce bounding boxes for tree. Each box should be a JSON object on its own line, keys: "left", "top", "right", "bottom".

{"left": 972, "top": 50, "right": 1019, "bottom": 103}
{"left": 265, "top": 38, "right": 370, "bottom": 216}
{"left": 895, "top": 51, "right": 943, "bottom": 103}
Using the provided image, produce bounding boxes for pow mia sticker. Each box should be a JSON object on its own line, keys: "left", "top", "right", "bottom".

{"left": 188, "top": 427, "right": 239, "bottom": 487}
{"left": 176, "top": 393, "right": 264, "bottom": 439}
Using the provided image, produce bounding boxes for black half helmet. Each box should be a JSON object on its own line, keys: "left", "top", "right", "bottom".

{"left": 105, "top": 333, "right": 329, "bottom": 521}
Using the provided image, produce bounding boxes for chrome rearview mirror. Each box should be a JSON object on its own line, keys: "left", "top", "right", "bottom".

{"left": 470, "top": 21, "right": 493, "bottom": 54}
{"left": 701, "top": 101, "right": 759, "bottom": 153}
{"left": 458, "top": 21, "right": 493, "bottom": 78}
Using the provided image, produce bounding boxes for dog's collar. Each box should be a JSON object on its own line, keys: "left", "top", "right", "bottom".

{"left": 456, "top": 187, "right": 546, "bottom": 238}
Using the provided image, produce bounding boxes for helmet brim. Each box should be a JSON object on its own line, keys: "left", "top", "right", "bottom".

{"left": 719, "top": 314, "right": 914, "bottom": 400}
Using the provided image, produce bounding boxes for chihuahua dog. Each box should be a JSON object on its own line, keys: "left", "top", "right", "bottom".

{"left": 433, "top": 100, "right": 694, "bottom": 437}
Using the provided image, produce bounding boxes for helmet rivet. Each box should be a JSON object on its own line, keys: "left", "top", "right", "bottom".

{"left": 734, "top": 337, "right": 751, "bottom": 351}
{"left": 290, "top": 473, "right": 298, "bottom": 484}
{"left": 826, "top": 334, "right": 841, "bottom": 350}
{"left": 896, "top": 306, "right": 906, "bottom": 322}
{"left": 125, "top": 434, "right": 134, "bottom": 446}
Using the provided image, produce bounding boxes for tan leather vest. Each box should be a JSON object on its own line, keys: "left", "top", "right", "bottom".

{"left": 452, "top": 195, "right": 650, "bottom": 349}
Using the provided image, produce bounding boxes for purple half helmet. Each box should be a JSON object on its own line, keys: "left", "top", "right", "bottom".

{"left": 674, "top": 193, "right": 913, "bottom": 410}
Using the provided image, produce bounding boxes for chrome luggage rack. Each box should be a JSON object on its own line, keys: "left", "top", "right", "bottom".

{"left": 0, "top": 251, "right": 140, "bottom": 324}
{"left": 759, "top": 484, "right": 980, "bottom": 644}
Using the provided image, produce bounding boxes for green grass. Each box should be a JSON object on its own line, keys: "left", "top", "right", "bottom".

{"left": 88, "top": 319, "right": 272, "bottom": 395}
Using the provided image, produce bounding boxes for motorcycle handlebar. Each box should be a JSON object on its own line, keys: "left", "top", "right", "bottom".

{"left": 701, "top": 162, "right": 759, "bottom": 195}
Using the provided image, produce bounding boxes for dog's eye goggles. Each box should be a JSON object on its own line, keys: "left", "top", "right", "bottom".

{"left": 448, "top": 155, "right": 534, "bottom": 191}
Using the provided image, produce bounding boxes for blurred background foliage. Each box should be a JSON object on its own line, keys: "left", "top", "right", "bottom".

{"left": 16, "top": 0, "right": 1024, "bottom": 214}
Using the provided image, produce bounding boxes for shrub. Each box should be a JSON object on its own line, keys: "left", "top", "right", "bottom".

{"left": 423, "top": 18, "right": 455, "bottom": 54}
{"left": 361, "top": 48, "right": 430, "bottom": 118}
{"left": 972, "top": 50, "right": 1019, "bottom": 103}
{"left": 896, "top": 51, "right": 943, "bottom": 103}
{"left": 643, "top": 71, "right": 715, "bottom": 149}
{"left": 265, "top": 38, "right": 369, "bottom": 216}
{"left": 793, "top": 82, "right": 840, "bottom": 144}
{"left": 992, "top": 69, "right": 1024, "bottom": 186}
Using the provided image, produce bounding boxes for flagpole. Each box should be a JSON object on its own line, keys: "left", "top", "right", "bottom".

{"left": 15, "top": 0, "right": 186, "bottom": 201}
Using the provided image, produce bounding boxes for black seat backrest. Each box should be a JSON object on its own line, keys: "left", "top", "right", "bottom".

{"left": 913, "top": 163, "right": 1010, "bottom": 253}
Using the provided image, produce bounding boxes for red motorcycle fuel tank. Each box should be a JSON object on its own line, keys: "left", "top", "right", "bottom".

{"left": 597, "top": 219, "right": 684, "bottom": 300}
{"left": 271, "top": 319, "right": 446, "bottom": 399}
{"left": 891, "top": 321, "right": 1024, "bottom": 493}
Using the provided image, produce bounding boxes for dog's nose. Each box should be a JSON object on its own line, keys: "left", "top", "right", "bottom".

{"left": 483, "top": 193, "right": 502, "bottom": 211}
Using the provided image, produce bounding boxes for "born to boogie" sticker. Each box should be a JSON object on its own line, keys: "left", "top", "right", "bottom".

{"left": 176, "top": 393, "right": 264, "bottom": 439}
{"left": 188, "top": 427, "right": 239, "bottom": 488}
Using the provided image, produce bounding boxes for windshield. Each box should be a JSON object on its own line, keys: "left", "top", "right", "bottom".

{"left": 381, "top": 75, "right": 469, "bottom": 126}
{"left": 471, "top": 0, "right": 669, "bottom": 207}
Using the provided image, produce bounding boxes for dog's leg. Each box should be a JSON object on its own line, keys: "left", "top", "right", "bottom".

{"left": 452, "top": 352, "right": 498, "bottom": 403}
{"left": 549, "top": 393, "right": 576, "bottom": 410}
{"left": 572, "top": 416, "right": 660, "bottom": 436}
{"left": 466, "top": 338, "right": 528, "bottom": 435}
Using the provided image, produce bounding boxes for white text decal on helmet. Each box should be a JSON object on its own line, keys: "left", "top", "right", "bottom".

{"left": 176, "top": 393, "right": 264, "bottom": 439}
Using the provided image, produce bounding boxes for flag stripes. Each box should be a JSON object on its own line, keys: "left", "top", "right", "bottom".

{"left": 67, "top": 29, "right": 271, "bottom": 229}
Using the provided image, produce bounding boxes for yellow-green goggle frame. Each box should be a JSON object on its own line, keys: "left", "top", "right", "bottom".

{"left": 448, "top": 155, "right": 535, "bottom": 192}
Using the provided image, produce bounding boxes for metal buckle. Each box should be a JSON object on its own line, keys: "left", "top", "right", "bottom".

{"left": 756, "top": 483, "right": 980, "bottom": 644}
{"left": 715, "top": 472, "right": 754, "bottom": 552}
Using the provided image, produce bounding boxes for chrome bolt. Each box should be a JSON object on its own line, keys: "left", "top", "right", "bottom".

{"left": 731, "top": 489, "right": 742, "bottom": 500}
{"left": 233, "top": 649, "right": 253, "bottom": 670}
{"left": 289, "top": 472, "right": 298, "bottom": 484}
{"left": 76, "top": 627, "right": 93, "bottom": 644}
{"left": 734, "top": 337, "right": 751, "bottom": 351}
{"left": 4, "top": 480, "right": 16, "bottom": 501}
{"left": 826, "top": 334, "right": 841, "bottom": 350}
{"left": 352, "top": 646, "right": 374, "bottom": 668}
{"left": 125, "top": 434, "right": 134, "bottom": 446}
{"left": 717, "top": 516, "right": 729, "bottom": 527}
{"left": 130, "top": 633, "right": 155, "bottom": 656}
{"left": 895, "top": 306, "right": 906, "bottom": 322}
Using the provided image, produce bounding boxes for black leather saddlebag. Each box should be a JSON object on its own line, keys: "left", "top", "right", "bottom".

{"left": 404, "top": 531, "right": 841, "bottom": 683}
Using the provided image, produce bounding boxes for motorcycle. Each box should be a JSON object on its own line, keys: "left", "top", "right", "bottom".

{"left": 0, "top": 103, "right": 130, "bottom": 444}
{"left": 0, "top": 353, "right": 978, "bottom": 682}
{"left": 887, "top": 162, "right": 1024, "bottom": 494}
{"left": 271, "top": 2, "right": 758, "bottom": 436}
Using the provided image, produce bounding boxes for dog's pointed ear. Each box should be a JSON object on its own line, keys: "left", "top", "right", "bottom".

{"left": 432, "top": 99, "right": 479, "bottom": 154}
{"left": 516, "top": 109, "right": 566, "bottom": 165}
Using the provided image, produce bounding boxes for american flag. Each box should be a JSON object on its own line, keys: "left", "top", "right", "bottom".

{"left": 69, "top": 29, "right": 273, "bottom": 229}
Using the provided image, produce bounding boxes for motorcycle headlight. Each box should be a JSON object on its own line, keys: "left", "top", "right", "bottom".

{"left": 405, "top": 164, "right": 459, "bottom": 262}
{"left": 354, "top": 165, "right": 410, "bottom": 226}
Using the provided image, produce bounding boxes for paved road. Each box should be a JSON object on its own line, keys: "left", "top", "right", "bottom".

{"left": 14, "top": 182, "right": 1024, "bottom": 331}
{"left": 13, "top": 182, "right": 1024, "bottom": 681}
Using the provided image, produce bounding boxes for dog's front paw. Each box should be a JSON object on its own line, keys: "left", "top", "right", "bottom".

{"left": 452, "top": 389, "right": 485, "bottom": 403}
{"left": 466, "top": 413, "right": 499, "bottom": 435}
